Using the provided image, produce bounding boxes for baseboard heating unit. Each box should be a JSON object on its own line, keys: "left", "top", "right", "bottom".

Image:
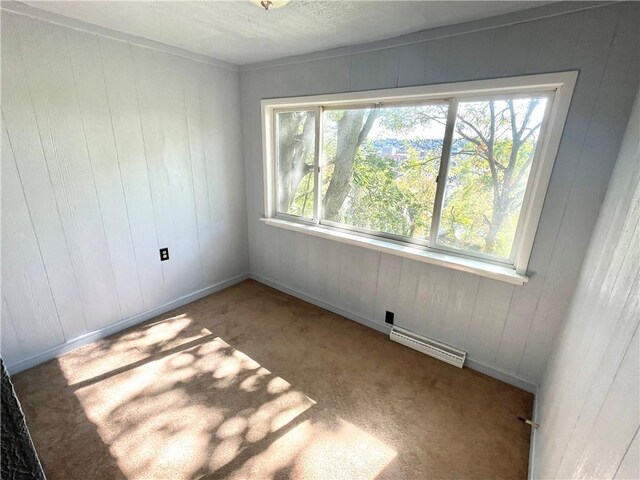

{"left": 389, "top": 326, "right": 466, "bottom": 368}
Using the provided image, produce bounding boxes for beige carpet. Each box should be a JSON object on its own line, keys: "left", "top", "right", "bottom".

{"left": 13, "top": 280, "right": 533, "bottom": 479}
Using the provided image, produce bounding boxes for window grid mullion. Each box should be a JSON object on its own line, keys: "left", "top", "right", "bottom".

{"left": 429, "top": 99, "right": 458, "bottom": 248}
{"left": 312, "top": 106, "right": 323, "bottom": 225}
{"left": 272, "top": 109, "right": 279, "bottom": 217}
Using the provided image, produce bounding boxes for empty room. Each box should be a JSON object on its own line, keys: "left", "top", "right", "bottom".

{"left": 1, "top": 1, "right": 638, "bottom": 479}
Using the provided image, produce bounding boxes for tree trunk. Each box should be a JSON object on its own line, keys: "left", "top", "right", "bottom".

{"left": 323, "top": 109, "right": 377, "bottom": 220}
{"left": 484, "top": 194, "right": 509, "bottom": 253}
{"left": 480, "top": 99, "right": 535, "bottom": 253}
{"left": 278, "top": 112, "right": 315, "bottom": 211}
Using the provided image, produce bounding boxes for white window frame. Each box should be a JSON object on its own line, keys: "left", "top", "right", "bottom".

{"left": 261, "top": 72, "right": 577, "bottom": 285}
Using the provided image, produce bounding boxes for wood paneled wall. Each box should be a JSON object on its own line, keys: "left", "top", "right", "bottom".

{"left": 240, "top": 2, "right": 639, "bottom": 386}
{"left": 533, "top": 89, "right": 639, "bottom": 479}
{"left": 1, "top": 12, "right": 249, "bottom": 370}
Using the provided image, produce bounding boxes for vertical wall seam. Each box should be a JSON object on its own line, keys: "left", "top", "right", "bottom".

{"left": 461, "top": 278, "right": 482, "bottom": 347}
{"left": 179, "top": 58, "right": 205, "bottom": 288}
{"left": 2, "top": 119, "right": 66, "bottom": 343}
{"left": 97, "top": 34, "right": 146, "bottom": 309}
{"left": 493, "top": 287, "right": 515, "bottom": 364}
{"left": 11, "top": 15, "right": 90, "bottom": 334}
{"left": 1, "top": 296, "right": 26, "bottom": 358}
{"left": 613, "top": 426, "right": 639, "bottom": 479}
{"left": 64, "top": 28, "right": 123, "bottom": 320}
{"left": 370, "top": 252, "right": 382, "bottom": 321}
{"left": 196, "top": 65, "right": 217, "bottom": 282}
{"left": 129, "top": 42, "right": 165, "bottom": 283}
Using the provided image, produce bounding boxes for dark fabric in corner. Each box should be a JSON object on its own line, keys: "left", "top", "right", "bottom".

{"left": 1, "top": 359, "right": 46, "bottom": 480}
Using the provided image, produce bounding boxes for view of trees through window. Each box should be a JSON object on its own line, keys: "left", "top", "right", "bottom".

{"left": 275, "top": 94, "right": 548, "bottom": 261}
{"left": 322, "top": 105, "right": 447, "bottom": 240}
{"left": 276, "top": 110, "right": 315, "bottom": 217}
{"left": 439, "top": 97, "right": 547, "bottom": 258}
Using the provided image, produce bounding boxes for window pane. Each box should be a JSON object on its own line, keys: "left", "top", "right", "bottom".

{"left": 276, "top": 111, "right": 316, "bottom": 218}
{"left": 437, "top": 96, "right": 548, "bottom": 259}
{"left": 321, "top": 104, "right": 448, "bottom": 240}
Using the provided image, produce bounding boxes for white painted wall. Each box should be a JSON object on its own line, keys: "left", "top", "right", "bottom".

{"left": 531, "top": 89, "right": 639, "bottom": 479}
{"left": 1, "top": 11, "right": 249, "bottom": 371}
{"left": 240, "top": 2, "right": 640, "bottom": 387}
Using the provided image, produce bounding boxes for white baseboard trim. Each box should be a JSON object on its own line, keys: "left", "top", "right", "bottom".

{"left": 250, "top": 273, "right": 392, "bottom": 336}
{"left": 251, "top": 273, "right": 538, "bottom": 394}
{"left": 6, "top": 273, "right": 249, "bottom": 375}
{"left": 464, "top": 358, "right": 538, "bottom": 394}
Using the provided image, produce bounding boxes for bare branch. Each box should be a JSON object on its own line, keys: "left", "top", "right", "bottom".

{"left": 456, "top": 115, "right": 490, "bottom": 146}
{"left": 511, "top": 154, "right": 534, "bottom": 189}
{"left": 517, "top": 98, "right": 540, "bottom": 138}
{"left": 358, "top": 109, "right": 378, "bottom": 145}
{"left": 520, "top": 122, "right": 542, "bottom": 144}
{"left": 486, "top": 101, "right": 499, "bottom": 191}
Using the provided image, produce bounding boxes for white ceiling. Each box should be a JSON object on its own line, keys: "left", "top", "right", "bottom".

{"left": 23, "top": 1, "right": 549, "bottom": 65}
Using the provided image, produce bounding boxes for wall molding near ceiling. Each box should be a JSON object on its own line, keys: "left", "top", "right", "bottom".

{"left": 2, "top": 1, "right": 616, "bottom": 73}
{"left": 240, "top": 0, "right": 616, "bottom": 72}
{"left": 0, "top": 1, "right": 240, "bottom": 71}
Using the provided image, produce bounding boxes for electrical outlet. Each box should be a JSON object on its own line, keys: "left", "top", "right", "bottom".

{"left": 159, "top": 247, "right": 169, "bottom": 261}
{"left": 385, "top": 311, "right": 395, "bottom": 325}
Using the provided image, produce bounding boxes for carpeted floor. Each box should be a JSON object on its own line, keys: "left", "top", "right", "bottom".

{"left": 12, "top": 279, "right": 533, "bottom": 479}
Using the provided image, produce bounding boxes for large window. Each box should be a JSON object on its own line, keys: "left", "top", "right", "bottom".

{"left": 262, "top": 73, "right": 576, "bottom": 281}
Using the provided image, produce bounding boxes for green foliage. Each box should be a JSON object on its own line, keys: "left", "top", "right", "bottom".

{"left": 321, "top": 107, "right": 442, "bottom": 239}
{"left": 338, "top": 144, "right": 440, "bottom": 238}
{"left": 438, "top": 99, "right": 543, "bottom": 258}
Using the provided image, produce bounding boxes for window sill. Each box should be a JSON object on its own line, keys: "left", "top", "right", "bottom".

{"left": 261, "top": 217, "right": 529, "bottom": 286}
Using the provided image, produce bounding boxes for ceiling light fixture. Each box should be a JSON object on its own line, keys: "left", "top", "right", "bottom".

{"left": 252, "top": 0, "right": 291, "bottom": 10}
